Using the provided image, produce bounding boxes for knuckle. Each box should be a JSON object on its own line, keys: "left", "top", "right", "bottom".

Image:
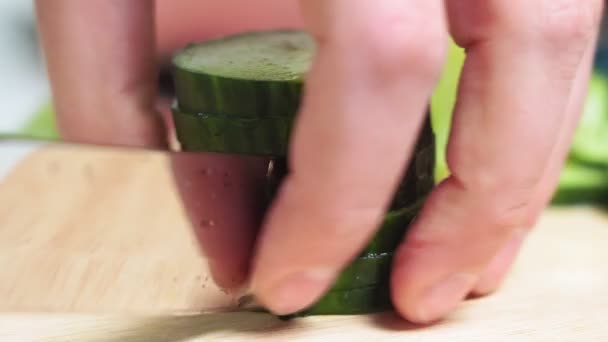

{"left": 539, "top": 0, "right": 599, "bottom": 45}
{"left": 486, "top": 199, "right": 531, "bottom": 231}
{"left": 366, "top": 26, "right": 446, "bottom": 80}
{"left": 450, "top": 172, "right": 536, "bottom": 230}
{"left": 328, "top": 12, "right": 447, "bottom": 81}
{"left": 451, "top": 163, "right": 539, "bottom": 198}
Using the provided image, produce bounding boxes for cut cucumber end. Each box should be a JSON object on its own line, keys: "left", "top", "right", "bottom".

{"left": 172, "top": 30, "right": 313, "bottom": 117}
{"left": 173, "top": 30, "right": 314, "bottom": 82}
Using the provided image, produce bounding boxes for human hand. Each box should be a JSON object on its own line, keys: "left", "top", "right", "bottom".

{"left": 34, "top": 0, "right": 302, "bottom": 300}
{"left": 249, "top": 0, "right": 604, "bottom": 324}
{"left": 35, "top": 0, "right": 604, "bottom": 324}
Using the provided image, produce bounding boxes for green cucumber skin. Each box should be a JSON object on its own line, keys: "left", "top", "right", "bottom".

{"left": 265, "top": 114, "right": 435, "bottom": 317}
{"left": 389, "top": 115, "right": 436, "bottom": 210}
{"left": 172, "top": 107, "right": 294, "bottom": 156}
{"left": 281, "top": 283, "right": 393, "bottom": 318}
{"left": 360, "top": 200, "right": 423, "bottom": 256}
{"left": 331, "top": 253, "right": 393, "bottom": 291}
{"left": 174, "top": 67, "right": 304, "bottom": 118}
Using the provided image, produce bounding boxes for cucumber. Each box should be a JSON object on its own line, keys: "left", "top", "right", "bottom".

{"left": 171, "top": 29, "right": 436, "bottom": 317}
{"left": 172, "top": 30, "right": 313, "bottom": 117}
{"left": 281, "top": 282, "right": 393, "bottom": 318}
{"left": 172, "top": 105, "right": 294, "bottom": 156}
{"left": 331, "top": 253, "right": 393, "bottom": 291}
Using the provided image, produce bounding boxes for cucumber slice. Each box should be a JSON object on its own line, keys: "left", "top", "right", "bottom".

{"left": 172, "top": 106, "right": 294, "bottom": 156}
{"left": 281, "top": 283, "right": 392, "bottom": 318}
{"left": 331, "top": 253, "right": 393, "bottom": 291}
{"left": 172, "top": 30, "right": 314, "bottom": 117}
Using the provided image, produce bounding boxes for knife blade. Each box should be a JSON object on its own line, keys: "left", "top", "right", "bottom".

{"left": 0, "top": 137, "right": 272, "bottom": 315}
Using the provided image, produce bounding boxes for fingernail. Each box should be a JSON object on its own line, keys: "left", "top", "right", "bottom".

{"left": 254, "top": 269, "right": 333, "bottom": 315}
{"left": 416, "top": 273, "right": 478, "bottom": 323}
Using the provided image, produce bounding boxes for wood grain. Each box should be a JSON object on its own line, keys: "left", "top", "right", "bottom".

{"left": 0, "top": 143, "right": 607, "bottom": 341}
{"left": 0, "top": 143, "right": 239, "bottom": 314}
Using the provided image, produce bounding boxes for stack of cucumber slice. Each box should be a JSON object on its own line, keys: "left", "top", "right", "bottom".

{"left": 172, "top": 30, "right": 310, "bottom": 156}
{"left": 171, "top": 30, "right": 436, "bottom": 317}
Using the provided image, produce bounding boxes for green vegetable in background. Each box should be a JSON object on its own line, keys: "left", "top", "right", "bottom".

{"left": 430, "top": 40, "right": 466, "bottom": 182}
{"left": 552, "top": 162, "right": 608, "bottom": 205}
{"left": 569, "top": 73, "right": 608, "bottom": 168}
{"left": 24, "top": 33, "right": 608, "bottom": 205}
{"left": 552, "top": 72, "right": 608, "bottom": 204}
{"left": 429, "top": 41, "right": 608, "bottom": 205}
{"left": 21, "top": 102, "right": 58, "bottom": 139}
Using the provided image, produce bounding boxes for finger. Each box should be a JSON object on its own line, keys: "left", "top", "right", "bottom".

{"left": 473, "top": 25, "right": 602, "bottom": 297}
{"left": 469, "top": 229, "right": 526, "bottom": 297}
{"left": 34, "top": 0, "right": 167, "bottom": 148}
{"left": 391, "top": 0, "right": 602, "bottom": 324}
{"left": 250, "top": 0, "right": 448, "bottom": 315}
{"left": 170, "top": 152, "right": 269, "bottom": 291}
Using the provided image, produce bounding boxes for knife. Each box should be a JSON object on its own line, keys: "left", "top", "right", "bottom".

{"left": 0, "top": 134, "right": 274, "bottom": 315}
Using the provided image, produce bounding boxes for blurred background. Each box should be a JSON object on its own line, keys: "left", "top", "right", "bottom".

{"left": 1, "top": 1, "right": 607, "bottom": 206}
{"left": 0, "top": 1, "right": 52, "bottom": 137}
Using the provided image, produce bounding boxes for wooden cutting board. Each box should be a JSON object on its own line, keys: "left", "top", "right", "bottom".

{"left": 0, "top": 142, "right": 607, "bottom": 341}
